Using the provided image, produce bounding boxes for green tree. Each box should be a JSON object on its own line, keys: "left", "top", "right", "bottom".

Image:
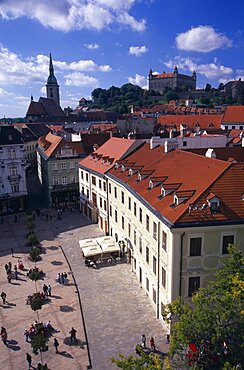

{"left": 205, "top": 83, "right": 212, "bottom": 91}
{"left": 163, "top": 246, "right": 244, "bottom": 369}
{"left": 29, "top": 246, "right": 41, "bottom": 261}
{"left": 111, "top": 346, "right": 164, "bottom": 369}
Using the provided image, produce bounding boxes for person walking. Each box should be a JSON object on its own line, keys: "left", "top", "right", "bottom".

{"left": 57, "top": 273, "right": 61, "bottom": 284}
{"left": 43, "top": 284, "right": 48, "bottom": 297}
{"left": 149, "top": 336, "right": 155, "bottom": 351}
{"left": 69, "top": 327, "right": 77, "bottom": 343}
{"left": 26, "top": 353, "right": 32, "bottom": 369}
{"left": 141, "top": 334, "right": 146, "bottom": 348}
{"left": 63, "top": 272, "right": 68, "bottom": 284}
{"left": 24, "top": 329, "right": 29, "bottom": 342}
{"left": 11, "top": 248, "right": 14, "bottom": 257}
{"left": 7, "top": 272, "right": 11, "bottom": 283}
{"left": 53, "top": 338, "right": 59, "bottom": 353}
{"left": 14, "top": 269, "right": 18, "bottom": 280}
{"left": 60, "top": 273, "right": 64, "bottom": 284}
{"left": 1, "top": 327, "right": 8, "bottom": 346}
{"left": 1, "top": 291, "right": 7, "bottom": 304}
{"left": 8, "top": 261, "right": 12, "bottom": 271}
{"left": 47, "top": 285, "right": 52, "bottom": 296}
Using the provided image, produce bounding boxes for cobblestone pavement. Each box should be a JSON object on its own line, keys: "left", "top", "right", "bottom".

{"left": 55, "top": 210, "right": 169, "bottom": 370}
{"left": 0, "top": 209, "right": 169, "bottom": 370}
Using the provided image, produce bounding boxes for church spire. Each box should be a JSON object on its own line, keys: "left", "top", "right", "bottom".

{"left": 49, "top": 53, "right": 54, "bottom": 77}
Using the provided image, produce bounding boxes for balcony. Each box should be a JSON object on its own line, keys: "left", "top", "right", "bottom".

{"left": 8, "top": 174, "right": 21, "bottom": 181}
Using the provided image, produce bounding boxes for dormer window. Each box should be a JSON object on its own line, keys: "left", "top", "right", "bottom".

{"left": 121, "top": 165, "right": 126, "bottom": 172}
{"left": 174, "top": 195, "right": 179, "bottom": 206}
{"left": 129, "top": 168, "right": 133, "bottom": 176}
{"left": 206, "top": 193, "right": 220, "bottom": 213}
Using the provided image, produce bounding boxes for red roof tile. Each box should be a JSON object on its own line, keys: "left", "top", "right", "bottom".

{"left": 157, "top": 115, "right": 223, "bottom": 130}
{"left": 222, "top": 106, "right": 244, "bottom": 123}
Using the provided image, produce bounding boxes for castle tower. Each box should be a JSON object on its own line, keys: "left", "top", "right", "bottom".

{"left": 192, "top": 70, "right": 196, "bottom": 81}
{"left": 46, "top": 53, "right": 60, "bottom": 106}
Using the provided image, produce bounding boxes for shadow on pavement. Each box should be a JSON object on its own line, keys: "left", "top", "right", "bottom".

{"left": 50, "top": 295, "right": 62, "bottom": 300}
{"left": 60, "top": 305, "right": 75, "bottom": 313}
{"left": 58, "top": 350, "right": 73, "bottom": 358}
{"left": 7, "top": 339, "right": 21, "bottom": 351}
{"left": 51, "top": 261, "right": 63, "bottom": 266}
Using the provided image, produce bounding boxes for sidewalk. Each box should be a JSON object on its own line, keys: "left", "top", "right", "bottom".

{"left": 0, "top": 211, "right": 89, "bottom": 370}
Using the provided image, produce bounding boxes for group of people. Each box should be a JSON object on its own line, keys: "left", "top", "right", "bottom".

{"left": 140, "top": 334, "right": 156, "bottom": 351}
{"left": 57, "top": 272, "right": 68, "bottom": 284}
{"left": 24, "top": 320, "right": 54, "bottom": 342}
{"left": 43, "top": 283, "right": 52, "bottom": 297}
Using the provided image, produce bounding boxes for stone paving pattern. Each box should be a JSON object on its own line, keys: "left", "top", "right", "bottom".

{"left": 0, "top": 209, "right": 169, "bottom": 370}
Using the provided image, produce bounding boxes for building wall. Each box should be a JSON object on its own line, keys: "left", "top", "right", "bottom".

{"left": 149, "top": 75, "right": 196, "bottom": 93}
{"left": 0, "top": 143, "right": 27, "bottom": 214}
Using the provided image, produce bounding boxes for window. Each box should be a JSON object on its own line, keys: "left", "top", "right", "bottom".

{"left": 134, "top": 258, "right": 136, "bottom": 271}
{"left": 92, "top": 193, "right": 97, "bottom": 207}
{"left": 134, "top": 202, "right": 137, "bottom": 217}
{"left": 121, "top": 191, "right": 124, "bottom": 204}
{"left": 128, "top": 197, "right": 131, "bottom": 210}
{"left": 190, "top": 237, "right": 202, "bottom": 256}
{"left": 10, "top": 166, "right": 17, "bottom": 176}
{"left": 103, "top": 182, "right": 107, "bottom": 192}
{"left": 61, "top": 162, "right": 66, "bottom": 170}
{"left": 134, "top": 230, "right": 137, "bottom": 246}
{"left": 139, "top": 237, "right": 142, "bottom": 254}
{"left": 52, "top": 163, "right": 57, "bottom": 170}
{"left": 86, "top": 189, "right": 89, "bottom": 199}
{"left": 188, "top": 276, "right": 200, "bottom": 297}
{"left": 115, "top": 210, "right": 118, "bottom": 223}
{"left": 122, "top": 216, "right": 124, "bottom": 230}
{"left": 153, "top": 256, "right": 157, "bottom": 275}
{"left": 109, "top": 205, "right": 112, "bottom": 217}
{"left": 146, "top": 215, "right": 150, "bottom": 231}
{"left": 162, "top": 231, "right": 167, "bottom": 251}
{"left": 100, "top": 197, "right": 102, "bottom": 208}
{"left": 81, "top": 171, "right": 84, "bottom": 180}
{"left": 86, "top": 173, "right": 89, "bottom": 182}
{"left": 11, "top": 184, "right": 19, "bottom": 193}
{"left": 62, "top": 175, "right": 67, "bottom": 185}
{"left": 162, "top": 267, "right": 166, "bottom": 288}
{"left": 146, "top": 277, "right": 149, "bottom": 291}
{"left": 81, "top": 186, "right": 84, "bottom": 195}
{"left": 92, "top": 176, "right": 96, "bottom": 186}
{"left": 104, "top": 200, "right": 107, "bottom": 211}
{"left": 53, "top": 176, "right": 58, "bottom": 185}
{"left": 109, "top": 183, "right": 111, "bottom": 194}
{"left": 114, "top": 187, "right": 117, "bottom": 198}
{"left": 71, "top": 175, "right": 76, "bottom": 183}
{"left": 146, "top": 246, "right": 149, "bottom": 264}
{"left": 183, "top": 141, "right": 187, "bottom": 147}
{"left": 222, "top": 235, "right": 234, "bottom": 254}
{"left": 139, "top": 208, "right": 142, "bottom": 223}
{"left": 153, "top": 222, "right": 157, "bottom": 240}
{"left": 8, "top": 149, "right": 16, "bottom": 159}
{"left": 70, "top": 162, "right": 75, "bottom": 169}
{"left": 99, "top": 179, "right": 102, "bottom": 189}
{"left": 153, "top": 288, "right": 156, "bottom": 303}
{"left": 128, "top": 223, "right": 131, "bottom": 237}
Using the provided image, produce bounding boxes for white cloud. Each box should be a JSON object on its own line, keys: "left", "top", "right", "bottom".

{"left": 0, "top": 46, "right": 111, "bottom": 85}
{"left": 164, "top": 56, "right": 233, "bottom": 80}
{"left": 176, "top": 26, "right": 232, "bottom": 52}
{"left": 0, "top": 0, "right": 146, "bottom": 32}
{"left": 0, "top": 87, "right": 13, "bottom": 96}
{"left": 128, "top": 74, "right": 148, "bottom": 88}
{"left": 84, "top": 43, "right": 100, "bottom": 49}
{"left": 65, "top": 72, "right": 99, "bottom": 87}
{"left": 129, "top": 46, "right": 148, "bottom": 57}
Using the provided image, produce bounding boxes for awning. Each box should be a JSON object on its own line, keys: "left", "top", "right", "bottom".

{"left": 79, "top": 236, "right": 119, "bottom": 257}
{"left": 82, "top": 245, "right": 102, "bottom": 257}
{"left": 100, "top": 242, "right": 120, "bottom": 253}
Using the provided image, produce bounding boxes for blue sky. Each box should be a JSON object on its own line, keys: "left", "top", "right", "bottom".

{"left": 0, "top": 0, "right": 243, "bottom": 117}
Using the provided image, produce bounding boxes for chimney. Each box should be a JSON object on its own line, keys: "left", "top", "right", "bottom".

{"left": 150, "top": 136, "right": 161, "bottom": 149}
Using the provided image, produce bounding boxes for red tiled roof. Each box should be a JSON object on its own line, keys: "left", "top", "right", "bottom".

{"left": 38, "top": 132, "right": 84, "bottom": 158}
{"left": 79, "top": 137, "right": 139, "bottom": 175}
{"left": 155, "top": 72, "right": 174, "bottom": 79}
{"left": 222, "top": 106, "right": 244, "bottom": 123}
{"left": 186, "top": 147, "right": 244, "bottom": 162}
{"left": 109, "top": 145, "right": 231, "bottom": 224}
{"left": 157, "top": 115, "right": 223, "bottom": 130}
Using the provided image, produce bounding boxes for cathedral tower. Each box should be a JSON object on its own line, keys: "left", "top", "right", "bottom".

{"left": 46, "top": 53, "right": 60, "bottom": 106}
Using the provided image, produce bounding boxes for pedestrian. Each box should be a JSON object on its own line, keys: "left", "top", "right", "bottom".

{"left": 11, "top": 248, "right": 14, "bottom": 257}
{"left": 26, "top": 353, "right": 32, "bottom": 369}
{"left": 1, "top": 292, "right": 7, "bottom": 304}
{"left": 57, "top": 273, "right": 61, "bottom": 284}
{"left": 4, "top": 263, "right": 9, "bottom": 273}
{"left": 24, "top": 329, "right": 29, "bottom": 342}
{"left": 141, "top": 334, "right": 146, "bottom": 348}
{"left": 7, "top": 272, "right": 11, "bottom": 284}
{"left": 43, "top": 284, "right": 48, "bottom": 297}
{"left": 53, "top": 338, "right": 59, "bottom": 353}
{"left": 149, "top": 336, "right": 155, "bottom": 351}
{"left": 47, "top": 285, "right": 52, "bottom": 296}
{"left": 166, "top": 332, "right": 170, "bottom": 344}
{"left": 60, "top": 272, "right": 64, "bottom": 284}
{"left": 69, "top": 327, "right": 77, "bottom": 343}
{"left": 1, "top": 327, "right": 7, "bottom": 346}
{"left": 14, "top": 215, "right": 17, "bottom": 223}
{"left": 8, "top": 261, "right": 12, "bottom": 271}
{"left": 14, "top": 269, "right": 18, "bottom": 280}
{"left": 63, "top": 272, "right": 68, "bottom": 284}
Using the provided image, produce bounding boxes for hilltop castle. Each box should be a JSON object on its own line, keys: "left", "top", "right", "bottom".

{"left": 148, "top": 66, "right": 196, "bottom": 93}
